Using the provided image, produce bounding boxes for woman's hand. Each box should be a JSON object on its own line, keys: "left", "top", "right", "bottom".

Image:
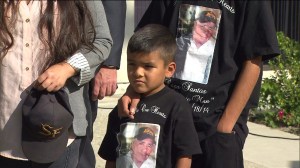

{"left": 35, "top": 62, "right": 77, "bottom": 92}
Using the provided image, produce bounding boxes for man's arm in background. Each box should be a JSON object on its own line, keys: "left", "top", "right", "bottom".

{"left": 92, "top": 0, "right": 126, "bottom": 100}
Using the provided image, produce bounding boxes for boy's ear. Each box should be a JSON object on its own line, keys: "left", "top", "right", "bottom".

{"left": 165, "top": 62, "right": 176, "bottom": 78}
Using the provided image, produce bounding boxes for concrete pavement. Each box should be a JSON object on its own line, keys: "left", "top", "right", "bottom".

{"left": 92, "top": 83, "right": 300, "bottom": 168}
{"left": 244, "top": 122, "right": 299, "bottom": 168}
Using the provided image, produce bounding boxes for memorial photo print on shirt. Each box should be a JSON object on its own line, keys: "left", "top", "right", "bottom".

{"left": 116, "top": 123, "right": 160, "bottom": 168}
{"left": 174, "top": 5, "right": 221, "bottom": 84}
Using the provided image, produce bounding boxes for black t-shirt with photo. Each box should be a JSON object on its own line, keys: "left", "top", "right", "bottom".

{"left": 137, "top": 0, "right": 280, "bottom": 141}
{"left": 99, "top": 87, "right": 201, "bottom": 168}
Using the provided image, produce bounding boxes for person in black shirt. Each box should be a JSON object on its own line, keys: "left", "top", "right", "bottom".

{"left": 99, "top": 24, "right": 201, "bottom": 168}
{"left": 119, "top": 1, "right": 280, "bottom": 168}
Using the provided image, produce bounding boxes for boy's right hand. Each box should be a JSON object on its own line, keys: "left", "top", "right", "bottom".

{"left": 117, "top": 85, "right": 140, "bottom": 119}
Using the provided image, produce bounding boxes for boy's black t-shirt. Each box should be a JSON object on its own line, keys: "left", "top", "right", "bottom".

{"left": 99, "top": 87, "right": 201, "bottom": 168}
{"left": 137, "top": 0, "right": 280, "bottom": 141}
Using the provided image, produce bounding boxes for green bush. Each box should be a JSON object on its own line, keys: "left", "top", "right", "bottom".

{"left": 254, "top": 32, "right": 300, "bottom": 128}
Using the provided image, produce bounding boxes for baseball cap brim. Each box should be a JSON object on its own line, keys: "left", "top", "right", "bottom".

{"left": 137, "top": 134, "right": 154, "bottom": 141}
{"left": 22, "top": 128, "right": 69, "bottom": 164}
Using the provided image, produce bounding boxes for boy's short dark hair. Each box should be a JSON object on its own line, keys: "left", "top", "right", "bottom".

{"left": 127, "top": 24, "right": 177, "bottom": 65}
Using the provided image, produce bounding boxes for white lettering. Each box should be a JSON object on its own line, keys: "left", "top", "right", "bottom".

{"left": 182, "top": 82, "right": 192, "bottom": 91}
{"left": 217, "top": 0, "right": 235, "bottom": 13}
{"left": 192, "top": 95, "right": 210, "bottom": 103}
{"left": 181, "top": 82, "right": 208, "bottom": 94}
{"left": 189, "top": 88, "right": 207, "bottom": 94}
{"left": 140, "top": 103, "right": 149, "bottom": 112}
{"left": 192, "top": 103, "right": 210, "bottom": 113}
{"left": 139, "top": 104, "right": 166, "bottom": 118}
{"left": 169, "top": 83, "right": 181, "bottom": 90}
{"left": 151, "top": 106, "right": 167, "bottom": 118}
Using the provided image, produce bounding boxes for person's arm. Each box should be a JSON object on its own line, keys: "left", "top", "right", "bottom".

{"left": 93, "top": 66, "right": 117, "bottom": 100}
{"left": 105, "top": 161, "right": 116, "bottom": 168}
{"left": 35, "top": 62, "right": 77, "bottom": 92}
{"left": 92, "top": 1, "right": 126, "bottom": 100}
{"left": 118, "top": 85, "right": 140, "bottom": 118}
{"left": 217, "top": 2, "right": 280, "bottom": 133}
{"left": 217, "top": 56, "right": 262, "bottom": 133}
{"left": 175, "top": 156, "right": 192, "bottom": 168}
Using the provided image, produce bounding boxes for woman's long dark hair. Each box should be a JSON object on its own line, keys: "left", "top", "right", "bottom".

{"left": 0, "top": 0, "right": 96, "bottom": 69}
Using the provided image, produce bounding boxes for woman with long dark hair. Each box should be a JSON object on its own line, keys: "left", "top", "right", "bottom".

{"left": 0, "top": 1, "right": 112, "bottom": 167}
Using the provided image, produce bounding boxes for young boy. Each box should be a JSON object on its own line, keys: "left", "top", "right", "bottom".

{"left": 99, "top": 24, "right": 201, "bottom": 168}
{"left": 121, "top": 1, "right": 280, "bottom": 168}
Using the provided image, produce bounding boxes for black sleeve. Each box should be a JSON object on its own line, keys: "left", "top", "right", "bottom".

{"left": 98, "top": 106, "right": 121, "bottom": 161}
{"left": 236, "top": 1, "right": 280, "bottom": 61}
{"left": 102, "top": 0, "right": 126, "bottom": 69}
{"left": 135, "top": 1, "right": 167, "bottom": 31}
{"left": 135, "top": 0, "right": 176, "bottom": 28}
{"left": 172, "top": 97, "right": 202, "bottom": 158}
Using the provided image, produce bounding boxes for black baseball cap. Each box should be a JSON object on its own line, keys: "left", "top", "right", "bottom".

{"left": 135, "top": 127, "right": 156, "bottom": 144}
{"left": 22, "top": 88, "right": 73, "bottom": 163}
{"left": 197, "top": 10, "right": 217, "bottom": 24}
